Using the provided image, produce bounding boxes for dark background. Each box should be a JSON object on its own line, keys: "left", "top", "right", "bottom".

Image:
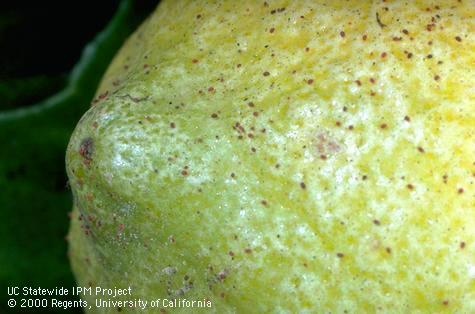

{"left": 0, "top": 1, "right": 156, "bottom": 312}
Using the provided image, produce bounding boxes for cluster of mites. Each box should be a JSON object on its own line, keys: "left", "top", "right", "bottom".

{"left": 74, "top": 212, "right": 100, "bottom": 237}
{"left": 192, "top": 3, "right": 463, "bottom": 95}
{"left": 88, "top": 3, "right": 465, "bottom": 108}
{"left": 75, "top": 132, "right": 470, "bottom": 274}
{"left": 72, "top": 209, "right": 127, "bottom": 242}
{"left": 77, "top": 108, "right": 468, "bottom": 256}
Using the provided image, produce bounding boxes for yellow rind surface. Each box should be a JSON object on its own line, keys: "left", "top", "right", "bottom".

{"left": 67, "top": 1, "right": 474, "bottom": 313}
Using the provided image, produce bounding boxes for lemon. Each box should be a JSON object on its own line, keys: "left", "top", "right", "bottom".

{"left": 67, "top": 1, "right": 474, "bottom": 312}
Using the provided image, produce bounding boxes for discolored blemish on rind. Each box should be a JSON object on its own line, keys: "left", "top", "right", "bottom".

{"left": 79, "top": 137, "right": 94, "bottom": 165}
{"left": 314, "top": 132, "right": 341, "bottom": 158}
